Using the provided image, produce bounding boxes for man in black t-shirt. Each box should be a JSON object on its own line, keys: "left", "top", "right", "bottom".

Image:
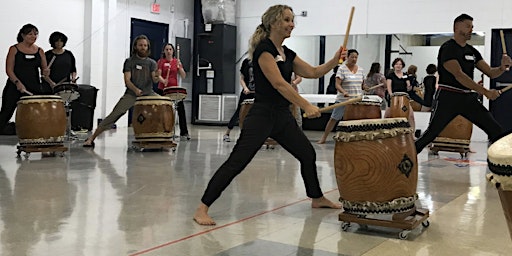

{"left": 415, "top": 14, "right": 512, "bottom": 153}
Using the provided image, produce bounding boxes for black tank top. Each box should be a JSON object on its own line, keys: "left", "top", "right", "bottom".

{"left": 13, "top": 45, "right": 42, "bottom": 91}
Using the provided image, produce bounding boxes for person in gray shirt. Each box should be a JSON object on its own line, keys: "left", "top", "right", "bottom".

{"left": 83, "top": 35, "right": 159, "bottom": 147}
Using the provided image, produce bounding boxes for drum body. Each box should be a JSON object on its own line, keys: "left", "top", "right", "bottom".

{"left": 410, "top": 88, "right": 424, "bottom": 111}
{"left": 487, "top": 133, "right": 512, "bottom": 241}
{"left": 163, "top": 86, "right": 187, "bottom": 101}
{"left": 435, "top": 115, "right": 473, "bottom": 145}
{"left": 53, "top": 83, "right": 80, "bottom": 102}
{"left": 239, "top": 99, "right": 254, "bottom": 129}
{"left": 132, "top": 96, "right": 174, "bottom": 141}
{"left": 343, "top": 96, "right": 382, "bottom": 121}
{"left": 388, "top": 92, "right": 411, "bottom": 119}
{"left": 15, "top": 95, "right": 66, "bottom": 145}
{"left": 334, "top": 118, "right": 418, "bottom": 214}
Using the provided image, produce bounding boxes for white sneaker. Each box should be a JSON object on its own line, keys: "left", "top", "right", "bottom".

{"left": 223, "top": 134, "right": 230, "bottom": 142}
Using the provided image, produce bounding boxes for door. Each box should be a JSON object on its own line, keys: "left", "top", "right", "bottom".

{"left": 128, "top": 18, "right": 169, "bottom": 125}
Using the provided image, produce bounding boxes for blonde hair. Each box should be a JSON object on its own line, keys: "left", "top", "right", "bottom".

{"left": 248, "top": 5, "right": 293, "bottom": 60}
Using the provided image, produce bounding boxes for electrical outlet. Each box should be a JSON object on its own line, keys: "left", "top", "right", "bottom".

{"left": 301, "top": 11, "right": 307, "bottom": 17}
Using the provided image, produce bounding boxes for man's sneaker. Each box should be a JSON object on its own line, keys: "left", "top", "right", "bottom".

{"left": 223, "top": 134, "right": 230, "bottom": 142}
{"left": 181, "top": 134, "right": 191, "bottom": 140}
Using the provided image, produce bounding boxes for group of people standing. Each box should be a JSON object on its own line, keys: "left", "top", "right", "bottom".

{"left": 0, "top": 24, "right": 77, "bottom": 134}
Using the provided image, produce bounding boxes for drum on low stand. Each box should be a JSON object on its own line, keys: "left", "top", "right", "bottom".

{"left": 238, "top": 99, "right": 277, "bottom": 149}
{"left": 163, "top": 86, "right": 187, "bottom": 101}
{"left": 15, "top": 95, "right": 68, "bottom": 158}
{"left": 430, "top": 115, "right": 472, "bottom": 158}
{"left": 487, "top": 133, "right": 512, "bottom": 241}
{"left": 343, "top": 95, "right": 382, "bottom": 120}
{"left": 410, "top": 87, "right": 424, "bottom": 111}
{"left": 388, "top": 92, "right": 411, "bottom": 119}
{"left": 131, "top": 96, "right": 176, "bottom": 151}
{"left": 334, "top": 118, "right": 429, "bottom": 239}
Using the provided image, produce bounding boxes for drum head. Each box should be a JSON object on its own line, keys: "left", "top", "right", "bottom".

{"left": 54, "top": 83, "right": 80, "bottom": 102}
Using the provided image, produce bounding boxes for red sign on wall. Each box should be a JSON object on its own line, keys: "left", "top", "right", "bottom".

{"left": 151, "top": 3, "right": 160, "bottom": 14}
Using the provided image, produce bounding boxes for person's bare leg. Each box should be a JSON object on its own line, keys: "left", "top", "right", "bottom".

{"left": 317, "top": 118, "right": 338, "bottom": 144}
{"left": 193, "top": 203, "right": 216, "bottom": 225}
{"left": 311, "top": 196, "right": 342, "bottom": 209}
{"left": 83, "top": 127, "right": 106, "bottom": 146}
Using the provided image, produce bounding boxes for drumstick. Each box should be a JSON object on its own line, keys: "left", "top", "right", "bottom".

{"left": 499, "top": 84, "right": 512, "bottom": 94}
{"left": 55, "top": 77, "right": 68, "bottom": 86}
{"left": 47, "top": 55, "right": 56, "bottom": 69}
{"left": 303, "top": 96, "right": 363, "bottom": 118}
{"left": 364, "top": 84, "right": 384, "bottom": 92}
{"left": 339, "top": 7, "right": 355, "bottom": 63}
{"left": 22, "top": 89, "right": 33, "bottom": 96}
{"left": 500, "top": 30, "right": 510, "bottom": 71}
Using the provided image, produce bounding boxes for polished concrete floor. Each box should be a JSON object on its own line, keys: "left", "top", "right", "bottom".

{"left": 0, "top": 125, "right": 510, "bottom": 256}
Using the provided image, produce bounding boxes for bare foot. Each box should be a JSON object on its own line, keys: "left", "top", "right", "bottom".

{"left": 193, "top": 203, "right": 216, "bottom": 225}
{"left": 311, "top": 196, "right": 342, "bottom": 209}
{"left": 316, "top": 139, "right": 326, "bottom": 144}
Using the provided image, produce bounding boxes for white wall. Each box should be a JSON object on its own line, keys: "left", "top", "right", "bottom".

{"left": 0, "top": 0, "right": 194, "bottom": 127}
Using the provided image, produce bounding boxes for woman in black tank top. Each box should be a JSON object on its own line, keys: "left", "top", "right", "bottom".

{"left": 0, "top": 24, "right": 51, "bottom": 133}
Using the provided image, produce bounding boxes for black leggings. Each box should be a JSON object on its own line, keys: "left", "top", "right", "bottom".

{"left": 200, "top": 103, "right": 323, "bottom": 206}
{"left": 415, "top": 90, "right": 504, "bottom": 153}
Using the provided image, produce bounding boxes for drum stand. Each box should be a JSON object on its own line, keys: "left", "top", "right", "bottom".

{"left": 64, "top": 100, "right": 78, "bottom": 141}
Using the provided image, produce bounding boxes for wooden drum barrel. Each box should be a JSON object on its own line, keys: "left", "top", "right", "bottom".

{"left": 433, "top": 115, "right": 473, "bottom": 148}
{"left": 334, "top": 118, "right": 418, "bottom": 214}
{"left": 15, "top": 95, "right": 66, "bottom": 145}
{"left": 487, "top": 133, "right": 512, "bottom": 241}
{"left": 238, "top": 99, "right": 254, "bottom": 129}
{"left": 343, "top": 95, "right": 382, "bottom": 121}
{"left": 388, "top": 92, "right": 411, "bottom": 119}
{"left": 132, "top": 96, "right": 174, "bottom": 142}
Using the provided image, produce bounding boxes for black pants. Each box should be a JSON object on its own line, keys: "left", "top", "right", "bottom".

{"left": 200, "top": 103, "right": 323, "bottom": 206}
{"left": 227, "top": 92, "right": 254, "bottom": 130}
{"left": 408, "top": 90, "right": 425, "bottom": 106}
{"left": 415, "top": 90, "right": 504, "bottom": 153}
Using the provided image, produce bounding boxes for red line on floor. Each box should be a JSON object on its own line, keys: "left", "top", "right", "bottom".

{"left": 129, "top": 189, "right": 339, "bottom": 256}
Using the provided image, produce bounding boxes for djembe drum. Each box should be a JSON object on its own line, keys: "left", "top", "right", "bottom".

{"left": 132, "top": 96, "right": 174, "bottom": 142}
{"left": 15, "top": 95, "right": 66, "bottom": 145}
{"left": 343, "top": 95, "right": 382, "bottom": 121}
{"left": 388, "top": 92, "right": 411, "bottom": 119}
{"left": 487, "top": 133, "right": 512, "bottom": 241}
{"left": 334, "top": 118, "right": 418, "bottom": 214}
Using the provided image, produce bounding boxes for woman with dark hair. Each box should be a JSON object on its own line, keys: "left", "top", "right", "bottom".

{"left": 0, "top": 23, "right": 51, "bottom": 134}
{"left": 385, "top": 57, "right": 416, "bottom": 130}
{"left": 156, "top": 43, "right": 189, "bottom": 139}
{"left": 194, "top": 4, "right": 346, "bottom": 225}
{"left": 422, "top": 64, "right": 438, "bottom": 111}
{"left": 363, "top": 62, "right": 386, "bottom": 98}
{"left": 44, "top": 31, "right": 77, "bottom": 87}
{"left": 83, "top": 35, "right": 159, "bottom": 147}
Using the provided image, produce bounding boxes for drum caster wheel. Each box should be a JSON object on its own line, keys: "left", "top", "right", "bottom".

{"left": 24, "top": 152, "right": 30, "bottom": 159}
{"left": 172, "top": 147, "right": 176, "bottom": 152}
{"left": 59, "top": 152, "right": 65, "bottom": 157}
{"left": 421, "top": 220, "right": 430, "bottom": 228}
{"left": 398, "top": 230, "right": 410, "bottom": 240}
{"left": 16, "top": 150, "right": 21, "bottom": 158}
{"left": 341, "top": 222, "right": 350, "bottom": 231}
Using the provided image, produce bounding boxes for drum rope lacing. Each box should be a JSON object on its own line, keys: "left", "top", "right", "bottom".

{"left": 340, "top": 194, "right": 418, "bottom": 214}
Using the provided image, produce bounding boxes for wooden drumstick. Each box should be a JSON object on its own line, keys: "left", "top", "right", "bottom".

{"left": 303, "top": 96, "right": 363, "bottom": 118}
{"left": 47, "top": 55, "right": 56, "bottom": 69}
{"left": 500, "top": 30, "right": 510, "bottom": 71}
{"left": 499, "top": 84, "right": 512, "bottom": 94}
{"left": 364, "top": 84, "right": 384, "bottom": 92}
{"left": 339, "top": 6, "right": 355, "bottom": 63}
{"left": 22, "top": 89, "right": 33, "bottom": 96}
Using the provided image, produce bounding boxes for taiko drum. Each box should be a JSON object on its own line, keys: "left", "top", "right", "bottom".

{"left": 132, "top": 96, "right": 174, "bottom": 141}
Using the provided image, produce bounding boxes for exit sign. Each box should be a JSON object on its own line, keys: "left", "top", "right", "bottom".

{"left": 151, "top": 3, "right": 160, "bottom": 14}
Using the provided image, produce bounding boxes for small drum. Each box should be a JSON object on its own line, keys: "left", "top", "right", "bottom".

{"left": 343, "top": 95, "right": 382, "bottom": 121}
{"left": 239, "top": 99, "right": 254, "bottom": 129}
{"left": 132, "top": 96, "right": 174, "bottom": 142}
{"left": 15, "top": 95, "right": 66, "bottom": 145}
{"left": 432, "top": 115, "right": 473, "bottom": 150}
{"left": 53, "top": 83, "right": 80, "bottom": 102}
{"left": 388, "top": 92, "right": 411, "bottom": 119}
{"left": 163, "top": 86, "right": 187, "bottom": 101}
{"left": 487, "top": 133, "right": 512, "bottom": 241}
{"left": 334, "top": 118, "right": 418, "bottom": 214}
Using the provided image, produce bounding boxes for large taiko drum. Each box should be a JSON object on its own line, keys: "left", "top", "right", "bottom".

{"left": 239, "top": 98, "right": 254, "bottom": 129}
{"left": 343, "top": 95, "right": 382, "bottom": 121}
{"left": 388, "top": 92, "right": 411, "bottom": 119}
{"left": 487, "top": 133, "right": 512, "bottom": 241}
{"left": 334, "top": 118, "right": 418, "bottom": 214}
{"left": 163, "top": 86, "right": 187, "bottom": 101}
{"left": 15, "top": 95, "right": 66, "bottom": 145}
{"left": 132, "top": 96, "right": 174, "bottom": 141}
{"left": 433, "top": 115, "right": 473, "bottom": 149}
